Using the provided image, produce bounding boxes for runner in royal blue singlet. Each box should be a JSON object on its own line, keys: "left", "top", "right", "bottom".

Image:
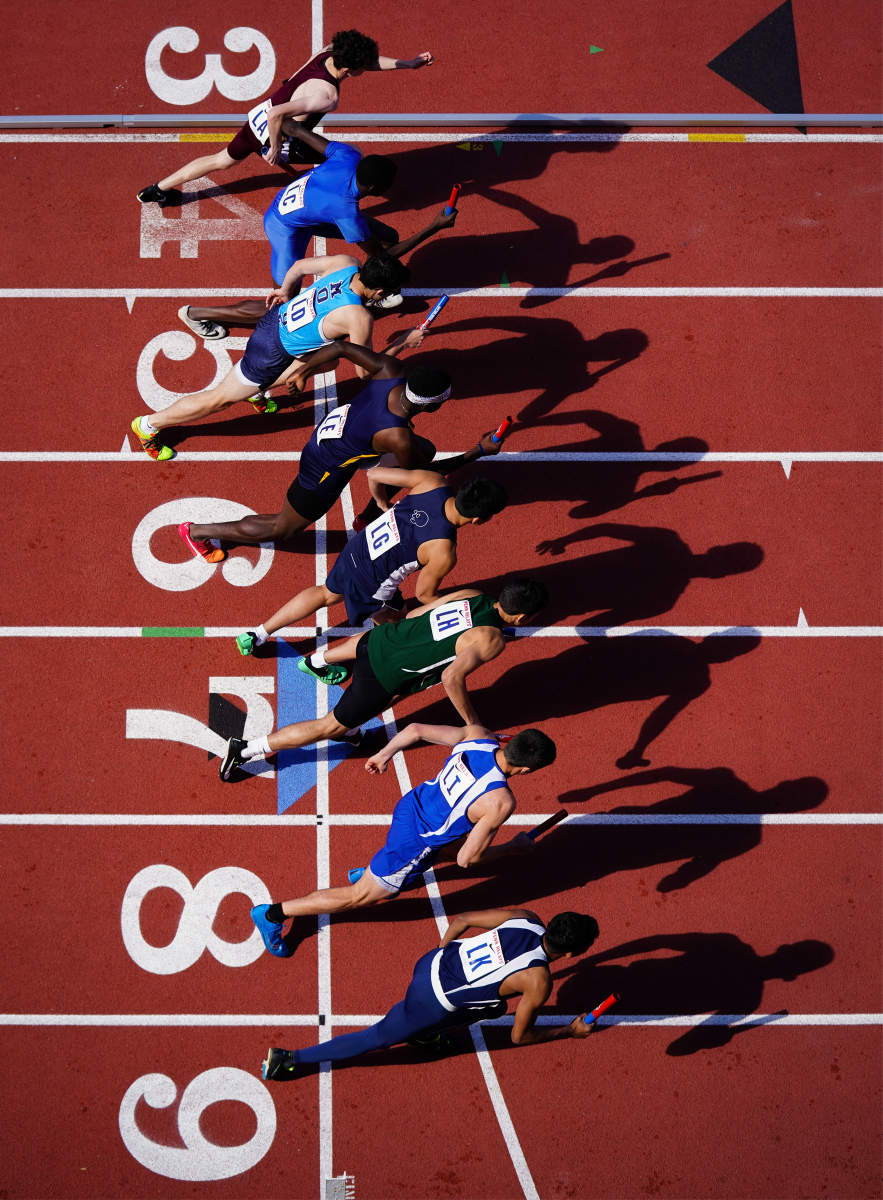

{"left": 247, "top": 723, "right": 558, "bottom": 959}
{"left": 259, "top": 908, "right": 601, "bottom": 1079}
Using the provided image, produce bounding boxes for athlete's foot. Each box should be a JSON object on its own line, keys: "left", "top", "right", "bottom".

{"left": 178, "top": 305, "right": 228, "bottom": 340}
{"left": 250, "top": 904, "right": 294, "bottom": 958}
{"left": 297, "top": 657, "right": 351, "bottom": 686}
{"left": 130, "top": 417, "right": 174, "bottom": 461}
{"left": 136, "top": 183, "right": 169, "bottom": 205}
{"left": 247, "top": 391, "right": 279, "bottom": 415}
{"left": 178, "top": 522, "right": 226, "bottom": 564}
{"left": 262, "top": 1046, "right": 299, "bottom": 1080}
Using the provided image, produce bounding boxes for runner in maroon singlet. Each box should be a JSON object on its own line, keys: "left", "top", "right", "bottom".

{"left": 137, "top": 30, "right": 433, "bottom": 204}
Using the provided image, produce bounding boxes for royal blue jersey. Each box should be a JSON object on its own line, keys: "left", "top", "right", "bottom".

{"left": 411, "top": 737, "right": 508, "bottom": 847}
{"left": 276, "top": 265, "right": 361, "bottom": 357}
{"left": 297, "top": 376, "right": 409, "bottom": 490}
{"left": 267, "top": 141, "right": 370, "bottom": 244}
{"left": 432, "top": 917, "right": 549, "bottom": 1011}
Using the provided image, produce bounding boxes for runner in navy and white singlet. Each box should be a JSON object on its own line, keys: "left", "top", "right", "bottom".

{"left": 248, "top": 724, "right": 556, "bottom": 959}
{"left": 260, "top": 908, "right": 600, "bottom": 1078}
{"left": 233, "top": 469, "right": 507, "bottom": 655}
{"left": 136, "top": 31, "right": 433, "bottom": 205}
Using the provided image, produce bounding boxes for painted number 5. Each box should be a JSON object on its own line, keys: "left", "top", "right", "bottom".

{"left": 145, "top": 27, "right": 276, "bottom": 105}
{"left": 119, "top": 1068, "right": 275, "bottom": 1180}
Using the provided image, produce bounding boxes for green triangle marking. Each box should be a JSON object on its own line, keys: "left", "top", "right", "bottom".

{"left": 500, "top": 271, "right": 510, "bottom": 287}
{"left": 589, "top": 45, "right": 604, "bottom": 54}
{"left": 493, "top": 139, "right": 502, "bottom": 156}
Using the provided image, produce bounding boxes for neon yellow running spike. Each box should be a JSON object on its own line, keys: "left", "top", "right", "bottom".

{"left": 248, "top": 393, "right": 278, "bottom": 415}
{"left": 130, "top": 417, "right": 174, "bottom": 461}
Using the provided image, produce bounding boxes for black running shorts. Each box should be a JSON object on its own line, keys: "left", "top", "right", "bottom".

{"left": 332, "top": 636, "right": 394, "bottom": 729}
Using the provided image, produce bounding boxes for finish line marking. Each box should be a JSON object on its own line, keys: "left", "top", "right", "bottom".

{"left": 2, "top": 132, "right": 881, "bottom": 144}
{"left": 1, "top": 814, "right": 878, "bottom": 826}
{"left": 1, "top": 625, "right": 881, "bottom": 638}
{"left": 0, "top": 286, "right": 879, "bottom": 299}
{"left": 1, "top": 451, "right": 881, "bottom": 465}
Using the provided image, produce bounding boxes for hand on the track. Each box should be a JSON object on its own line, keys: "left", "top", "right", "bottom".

{"left": 411, "top": 51, "right": 434, "bottom": 69}
{"left": 264, "top": 144, "right": 282, "bottom": 166}
{"left": 477, "top": 432, "right": 502, "bottom": 456}
{"left": 536, "top": 536, "right": 569, "bottom": 556}
{"left": 266, "top": 287, "right": 287, "bottom": 309}
{"left": 434, "top": 206, "right": 458, "bottom": 229}
{"left": 286, "top": 368, "right": 309, "bottom": 394}
{"left": 365, "top": 753, "right": 390, "bottom": 775}
{"left": 616, "top": 750, "right": 650, "bottom": 770}
{"left": 507, "top": 831, "right": 536, "bottom": 855}
{"left": 401, "top": 328, "right": 426, "bottom": 349}
{"left": 570, "top": 1015, "right": 596, "bottom": 1039}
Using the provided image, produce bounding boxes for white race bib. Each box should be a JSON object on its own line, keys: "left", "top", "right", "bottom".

{"left": 459, "top": 929, "right": 505, "bottom": 982}
{"left": 281, "top": 288, "right": 317, "bottom": 334}
{"left": 429, "top": 599, "right": 473, "bottom": 642}
{"left": 315, "top": 404, "right": 350, "bottom": 443}
{"left": 436, "top": 753, "right": 476, "bottom": 806}
{"left": 365, "top": 508, "right": 401, "bottom": 560}
{"left": 247, "top": 100, "right": 271, "bottom": 143}
{"left": 277, "top": 175, "right": 309, "bottom": 215}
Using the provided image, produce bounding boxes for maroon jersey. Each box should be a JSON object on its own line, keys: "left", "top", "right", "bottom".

{"left": 227, "top": 48, "right": 340, "bottom": 161}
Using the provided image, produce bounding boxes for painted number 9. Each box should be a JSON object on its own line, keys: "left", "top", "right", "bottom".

{"left": 119, "top": 1067, "right": 276, "bottom": 1180}
{"left": 145, "top": 27, "right": 276, "bottom": 105}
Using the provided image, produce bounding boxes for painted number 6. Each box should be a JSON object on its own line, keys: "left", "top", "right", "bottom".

{"left": 119, "top": 1068, "right": 276, "bottom": 1180}
{"left": 145, "top": 27, "right": 276, "bottom": 105}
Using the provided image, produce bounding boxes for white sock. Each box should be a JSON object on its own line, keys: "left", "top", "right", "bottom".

{"left": 138, "top": 415, "right": 158, "bottom": 435}
{"left": 254, "top": 624, "right": 269, "bottom": 646}
{"left": 242, "top": 736, "right": 272, "bottom": 760}
{"left": 310, "top": 648, "right": 328, "bottom": 669}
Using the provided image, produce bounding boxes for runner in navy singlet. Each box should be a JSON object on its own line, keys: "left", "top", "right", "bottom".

{"left": 136, "top": 31, "right": 433, "bottom": 205}
{"left": 259, "top": 908, "right": 601, "bottom": 1078}
{"left": 233, "top": 470, "right": 507, "bottom": 656}
{"left": 248, "top": 724, "right": 557, "bottom": 959}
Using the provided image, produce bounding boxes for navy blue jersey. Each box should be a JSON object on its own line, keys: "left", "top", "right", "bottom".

{"left": 298, "top": 377, "right": 409, "bottom": 491}
{"left": 432, "top": 917, "right": 549, "bottom": 1011}
{"left": 330, "top": 485, "right": 456, "bottom": 614}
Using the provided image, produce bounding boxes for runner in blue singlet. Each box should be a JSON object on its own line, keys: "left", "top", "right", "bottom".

{"left": 247, "top": 724, "right": 557, "bottom": 959}
{"left": 260, "top": 908, "right": 601, "bottom": 1078}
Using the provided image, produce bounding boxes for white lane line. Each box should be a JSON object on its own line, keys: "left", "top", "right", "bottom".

{"left": 1, "top": 1012, "right": 878, "bottom": 1026}
{"left": 1, "top": 450, "right": 881, "bottom": 464}
{"left": 2, "top": 625, "right": 881, "bottom": 638}
{"left": 2, "top": 132, "right": 882, "bottom": 143}
{"left": 0, "top": 813, "right": 879, "bottom": 825}
{"left": 0, "top": 286, "right": 879, "bottom": 298}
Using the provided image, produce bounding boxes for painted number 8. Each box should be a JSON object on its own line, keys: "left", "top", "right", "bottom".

{"left": 119, "top": 1068, "right": 276, "bottom": 1180}
{"left": 145, "top": 27, "right": 276, "bottom": 105}
{"left": 121, "top": 865, "right": 270, "bottom": 974}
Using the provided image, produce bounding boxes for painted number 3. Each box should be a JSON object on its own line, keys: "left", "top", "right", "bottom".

{"left": 145, "top": 27, "right": 276, "bottom": 105}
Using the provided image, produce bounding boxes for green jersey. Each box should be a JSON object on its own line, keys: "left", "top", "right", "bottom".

{"left": 366, "top": 593, "right": 505, "bottom": 696}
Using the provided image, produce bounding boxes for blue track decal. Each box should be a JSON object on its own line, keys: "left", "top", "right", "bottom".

{"left": 276, "top": 642, "right": 383, "bottom": 815}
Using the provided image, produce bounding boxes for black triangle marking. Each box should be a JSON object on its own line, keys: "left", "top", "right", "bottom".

{"left": 208, "top": 693, "right": 247, "bottom": 759}
{"left": 707, "top": 0, "right": 805, "bottom": 115}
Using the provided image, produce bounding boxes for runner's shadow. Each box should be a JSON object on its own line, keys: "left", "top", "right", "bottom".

{"left": 552, "top": 931, "right": 833, "bottom": 1054}
{"left": 407, "top": 629, "right": 763, "bottom": 768}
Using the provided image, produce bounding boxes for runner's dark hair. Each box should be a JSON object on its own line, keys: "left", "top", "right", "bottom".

{"left": 498, "top": 578, "right": 548, "bottom": 618}
{"left": 356, "top": 156, "right": 397, "bottom": 192}
{"left": 502, "top": 728, "right": 556, "bottom": 770}
{"left": 330, "top": 29, "right": 379, "bottom": 71}
{"left": 545, "top": 912, "right": 599, "bottom": 956}
{"left": 406, "top": 365, "right": 452, "bottom": 401}
{"left": 359, "top": 255, "right": 410, "bottom": 293}
{"left": 454, "top": 478, "right": 508, "bottom": 520}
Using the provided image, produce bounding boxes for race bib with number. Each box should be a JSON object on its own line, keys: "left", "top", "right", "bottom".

{"left": 315, "top": 404, "right": 350, "bottom": 443}
{"left": 429, "top": 599, "right": 473, "bottom": 642}
{"left": 458, "top": 929, "right": 505, "bottom": 982}
{"left": 277, "top": 176, "right": 309, "bottom": 215}
{"left": 436, "top": 753, "right": 476, "bottom": 806}
{"left": 247, "top": 99, "right": 271, "bottom": 143}
{"left": 365, "top": 508, "right": 401, "bottom": 560}
{"left": 281, "top": 289, "right": 317, "bottom": 334}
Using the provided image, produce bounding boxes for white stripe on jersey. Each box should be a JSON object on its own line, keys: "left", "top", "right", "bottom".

{"left": 432, "top": 920, "right": 548, "bottom": 1009}
{"left": 420, "top": 765, "right": 508, "bottom": 838}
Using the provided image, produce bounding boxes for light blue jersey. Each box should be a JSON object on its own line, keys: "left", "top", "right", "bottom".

{"left": 277, "top": 265, "right": 361, "bottom": 357}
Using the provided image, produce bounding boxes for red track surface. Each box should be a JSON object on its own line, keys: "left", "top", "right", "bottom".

{"left": 1, "top": 3, "right": 881, "bottom": 1198}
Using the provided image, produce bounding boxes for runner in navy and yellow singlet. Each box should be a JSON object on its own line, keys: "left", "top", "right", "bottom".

{"left": 219, "top": 579, "right": 549, "bottom": 780}
{"left": 136, "top": 31, "right": 434, "bottom": 205}
{"left": 233, "top": 469, "right": 507, "bottom": 655}
{"left": 260, "top": 908, "right": 600, "bottom": 1077}
{"left": 129, "top": 253, "right": 415, "bottom": 469}
{"left": 249, "top": 724, "right": 556, "bottom": 958}
{"left": 180, "top": 342, "right": 505, "bottom": 557}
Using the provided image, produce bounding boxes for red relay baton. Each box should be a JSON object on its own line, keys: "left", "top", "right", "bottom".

{"left": 491, "top": 416, "right": 513, "bottom": 444}
{"left": 526, "top": 808, "right": 569, "bottom": 841}
{"left": 445, "top": 183, "right": 461, "bottom": 215}
{"left": 585, "top": 993, "right": 620, "bottom": 1025}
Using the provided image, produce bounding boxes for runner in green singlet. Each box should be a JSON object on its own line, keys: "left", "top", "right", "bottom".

{"left": 219, "top": 579, "right": 548, "bottom": 780}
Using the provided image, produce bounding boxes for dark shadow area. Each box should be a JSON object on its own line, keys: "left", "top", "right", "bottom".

{"left": 553, "top": 932, "right": 833, "bottom": 1055}
{"left": 404, "top": 629, "right": 763, "bottom": 769}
